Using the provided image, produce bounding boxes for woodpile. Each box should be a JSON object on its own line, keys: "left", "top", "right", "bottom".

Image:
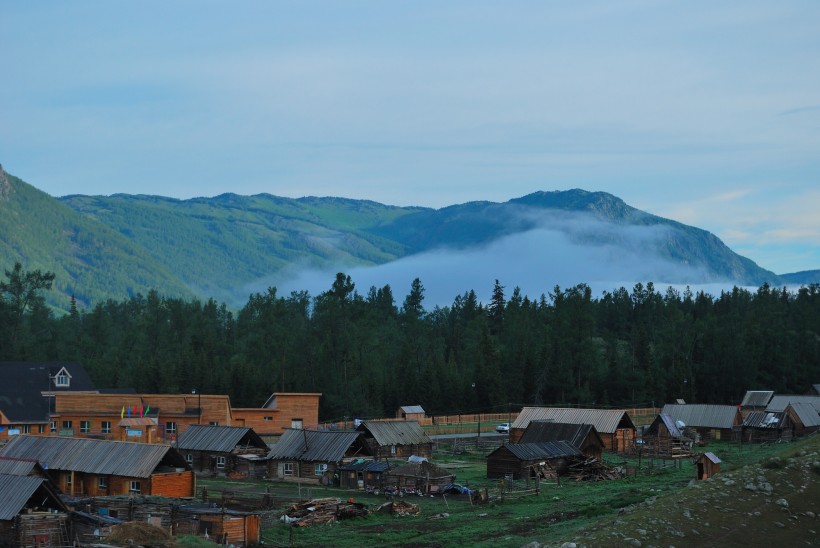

{"left": 283, "top": 498, "right": 369, "bottom": 527}
{"left": 564, "top": 458, "right": 622, "bottom": 481}
{"left": 377, "top": 500, "right": 421, "bottom": 516}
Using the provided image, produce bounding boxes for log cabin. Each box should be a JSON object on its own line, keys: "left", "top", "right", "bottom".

{"left": 175, "top": 424, "right": 268, "bottom": 477}
{"left": 356, "top": 420, "right": 432, "bottom": 460}
{"left": 266, "top": 429, "right": 371, "bottom": 485}
{"left": 518, "top": 421, "right": 604, "bottom": 462}
{"left": 660, "top": 404, "right": 742, "bottom": 442}
{"left": 486, "top": 441, "right": 582, "bottom": 480}
{"left": 511, "top": 407, "right": 636, "bottom": 452}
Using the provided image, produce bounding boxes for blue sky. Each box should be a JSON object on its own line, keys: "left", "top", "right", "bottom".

{"left": 2, "top": 1, "right": 819, "bottom": 275}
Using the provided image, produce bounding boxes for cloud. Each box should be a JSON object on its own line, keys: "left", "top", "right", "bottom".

{"left": 249, "top": 213, "right": 714, "bottom": 308}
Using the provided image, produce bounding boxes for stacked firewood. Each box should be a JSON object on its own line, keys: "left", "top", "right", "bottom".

{"left": 564, "top": 458, "right": 622, "bottom": 481}
{"left": 283, "top": 498, "right": 369, "bottom": 527}
{"left": 377, "top": 500, "right": 421, "bottom": 516}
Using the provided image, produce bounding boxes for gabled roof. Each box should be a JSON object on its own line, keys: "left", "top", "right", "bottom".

{"left": 812, "top": 384, "right": 820, "bottom": 396}
{"left": 0, "top": 474, "right": 53, "bottom": 520}
{"left": 743, "top": 411, "right": 787, "bottom": 429}
{"left": 177, "top": 424, "right": 268, "bottom": 453}
{"left": 0, "top": 457, "right": 43, "bottom": 477}
{"left": 267, "top": 429, "right": 367, "bottom": 462}
{"left": 338, "top": 459, "right": 391, "bottom": 473}
{"left": 766, "top": 395, "right": 820, "bottom": 413}
{"left": 647, "top": 413, "right": 685, "bottom": 438}
{"left": 660, "top": 404, "right": 741, "bottom": 429}
{"left": 740, "top": 390, "right": 774, "bottom": 408}
{"left": 518, "top": 422, "right": 603, "bottom": 448}
{"left": 512, "top": 407, "right": 635, "bottom": 435}
{"left": 698, "top": 452, "right": 721, "bottom": 464}
{"left": 399, "top": 405, "right": 425, "bottom": 414}
{"left": 0, "top": 435, "right": 187, "bottom": 478}
{"left": 786, "top": 402, "right": 820, "bottom": 428}
{"left": 0, "top": 362, "right": 97, "bottom": 422}
{"left": 491, "top": 441, "right": 582, "bottom": 462}
{"left": 357, "top": 420, "right": 431, "bottom": 446}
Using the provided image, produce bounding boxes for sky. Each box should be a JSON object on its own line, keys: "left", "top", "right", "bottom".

{"left": 2, "top": 1, "right": 819, "bottom": 276}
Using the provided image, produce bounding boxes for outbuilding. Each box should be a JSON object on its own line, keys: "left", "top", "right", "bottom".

{"left": 511, "top": 407, "right": 636, "bottom": 452}
{"left": 486, "top": 441, "right": 582, "bottom": 480}
{"left": 176, "top": 424, "right": 268, "bottom": 477}
{"left": 356, "top": 420, "right": 432, "bottom": 460}
{"left": 695, "top": 452, "right": 721, "bottom": 480}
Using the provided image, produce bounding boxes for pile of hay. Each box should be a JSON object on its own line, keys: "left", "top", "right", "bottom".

{"left": 107, "top": 521, "right": 171, "bottom": 544}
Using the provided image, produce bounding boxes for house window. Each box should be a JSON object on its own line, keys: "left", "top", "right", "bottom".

{"left": 101, "top": 421, "right": 112, "bottom": 434}
{"left": 80, "top": 421, "right": 91, "bottom": 433}
{"left": 130, "top": 481, "right": 141, "bottom": 493}
{"left": 314, "top": 463, "right": 328, "bottom": 476}
{"left": 38, "top": 425, "right": 45, "bottom": 434}
{"left": 209, "top": 421, "right": 218, "bottom": 426}
{"left": 291, "top": 418, "right": 303, "bottom": 429}
{"left": 65, "top": 474, "right": 72, "bottom": 488}
{"left": 390, "top": 445, "right": 397, "bottom": 455}
{"left": 98, "top": 476, "right": 108, "bottom": 489}
{"left": 283, "top": 463, "right": 294, "bottom": 476}
{"left": 50, "top": 421, "right": 56, "bottom": 433}
{"left": 55, "top": 370, "right": 70, "bottom": 387}
{"left": 186, "top": 453, "right": 193, "bottom": 464}
{"left": 264, "top": 416, "right": 273, "bottom": 421}
{"left": 216, "top": 456, "right": 226, "bottom": 469}
{"left": 62, "top": 420, "right": 72, "bottom": 430}
{"left": 21, "top": 425, "right": 30, "bottom": 434}
{"left": 166, "top": 422, "right": 177, "bottom": 434}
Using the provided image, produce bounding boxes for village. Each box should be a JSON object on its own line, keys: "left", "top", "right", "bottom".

{"left": 0, "top": 361, "right": 818, "bottom": 547}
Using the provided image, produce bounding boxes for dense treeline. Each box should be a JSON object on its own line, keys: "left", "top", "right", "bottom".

{"left": 1, "top": 263, "right": 819, "bottom": 421}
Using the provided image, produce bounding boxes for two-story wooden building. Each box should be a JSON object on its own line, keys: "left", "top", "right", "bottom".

{"left": 232, "top": 393, "right": 322, "bottom": 442}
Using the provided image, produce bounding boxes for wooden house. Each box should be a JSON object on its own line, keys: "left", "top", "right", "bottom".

{"left": 356, "top": 420, "right": 432, "bottom": 460}
{"left": 741, "top": 411, "right": 793, "bottom": 443}
{"left": 176, "top": 424, "right": 269, "bottom": 477}
{"left": 338, "top": 459, "right": 391, "bottom": 491}
{"left": 0, "top": 473, "right": 71, "bottom": 548}
{"left": 642, "top": 413, "right": 693, "bottom": 457}
{"left": 396, "top": 405, "right": 426, "bottom": 422}
{"left": 518, "top": 422, "right": 604, "bottom": 462}
{"left": 695, "top": 452, "right": 721, "bottom": 480}
{"left": 232, "top": 392, "right": 322, "bottom": 441}
{"left": 660, "top": 404, "right": 742, "bottom": 441}
{"left": 765, "top": 394, "right": 820, "bottom": 414}
{"left": 174, "top": 504, "right": 262, "bottom": 546}
{"left": 266, "top": 429, "right": 371, "bottom": 485}
{"left": 52, "top": 392, "right": 234, "bottom": 443}
{"left": 785, "top": 402, "right": 820, "bottom": 436}
{"left": 0, "top": 361, "right": 99, "bottom": 441}
{"left": 385, "top": 460, "right": 455, "bottom": 495}
{"left": 0, "top": 435, "right": 195, "bottom": 498}
{"left": 510, "top": 407, "right": 636, "bottom": 452}
{"left": 486, "top": 442, "right": 582, "bottom": 480}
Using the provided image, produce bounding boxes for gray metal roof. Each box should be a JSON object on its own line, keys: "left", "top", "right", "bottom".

{"left": 357, "top": 420, "right": 431, "bottom": 446}
{"left": 740, "top": 390, "right": 774, "bottom": 408}
{"left": 647, "top": 413, "right": 684, "bottom": 438}
{"left": 0, "top": 435, "right": 186, "bottom": 478}
{"left": 511, "top": 407, "right": 635, "bottom": 434}
{"left": 766, "top": 395, "right": 820, "bottom": 413}
{"left": 518, "top": 422, "right": 602, "bottom": 448}
{"left": 267, "top": 429, "right": 366, "bottom": 462}
{"left": 701, "top": 452, "right": 721, "bottom": 464}
{"left": 742, "top": 411, "right": 786, "bottom": 429}
{"left": 492, "top": 441, "right": 582, "bottom": 461}
{"left": 399, "top": 405, "right": 425, "bottom": 414}
{"left": 0, "top": 457, "right": 41, "bottom": 476}
{"left": 786, "top": 402, "right": 820, "bottom": 428}
{"left": 0, "top": 474, "right": 48, "bottom": 520}
{"left": 176, "top": 424, "right": 268, "bottom": 453}
{"left": 660, "top": 404, "right": 741, "bottom": 429}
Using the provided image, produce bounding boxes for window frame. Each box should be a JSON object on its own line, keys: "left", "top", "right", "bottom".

{"left": 129, "top": 480, "right": 141, "bottom": 493}
{"left": 101, "top": 421, "right": 112, "bottom": 434}
{"left": 216, "top": 456, "right": 226, "bottom": 469}
{"left": 283, "top": 462, "right": 294, "bottom": 476}
{"left": 80, "top": 420, "right": 91, "bottom": 434}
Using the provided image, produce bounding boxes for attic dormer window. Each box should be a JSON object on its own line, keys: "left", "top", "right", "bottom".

{"left": 54, "top": 369, "right": 70, "bottom": 387}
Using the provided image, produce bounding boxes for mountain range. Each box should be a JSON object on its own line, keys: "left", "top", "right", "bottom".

{"left": 1, "top": 164, "right": 816, "bottom": 311}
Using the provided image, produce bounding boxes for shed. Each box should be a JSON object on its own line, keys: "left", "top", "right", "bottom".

{"left": 0, "top": 435, "right": 195, "bottom": 498}
{"left": 356, "top": 420, "right": 432, "bottom": 460}
{"left": 695, "top": 452, "right": 721, "bottom": 480}
{"left": 396, "top": 405, "right": 426, "bottom": 421}
{"left": 176, "top": 424, "right": 269, "bottom": 477}
{"left": 642, "top": 413, "right": 693, "bottom": 457}
{"left": 511, "top": 407, "right": 636, "bottom": 452}
{"left": 741, "top": 411, "right": 792, "bottom": 443}
{"left": 486, "top": 442, "right": 582, "bottom": 480}
{"left": 385, "top": 460, "right": 455, "bottom": 495}
{"left": 518, "top": 422, "right": 604, "bottom": 462}
{"left": 338, "top": 459, "right": 391, "bottom": 491}
{"left": 784, "top": 402, "right": 820, "bottom": 436}
{"left": 765, "top": 395, "right": 820, "bottom": 414}
{"left": 266, "top": 429, "right": 371, "bottom": 485}
{"left": 660, "top": 404, "right": 742, "bottom": 441}
{"left": 174, "top": 504, "right": 261, "bottom": 546}
{"left": 0, "top": 473, "right": 70, "bottom": 547}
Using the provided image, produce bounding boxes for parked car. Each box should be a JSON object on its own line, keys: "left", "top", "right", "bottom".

{"left": 496, "top": 422, "right": 510, "bottom": 433}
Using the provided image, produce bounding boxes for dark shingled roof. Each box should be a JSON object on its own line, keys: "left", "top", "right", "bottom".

{"left": 518, "top": 422, "right": 602, "bottom": 448}
{"left": 176, "top": 424, "right": 268, "bottom": 453}
{"left": 0, "top": 436, "right": 188, "bottom": 478}
{"left": 0, "top": 362, "right": 97, "bottom": 422}
{"left": 267, "top": 429, "right": 367, "bottom": 463}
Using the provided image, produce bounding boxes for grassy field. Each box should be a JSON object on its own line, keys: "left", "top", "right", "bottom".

{"left": 197, "top": 435, "right": 819, "bottom": 547}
